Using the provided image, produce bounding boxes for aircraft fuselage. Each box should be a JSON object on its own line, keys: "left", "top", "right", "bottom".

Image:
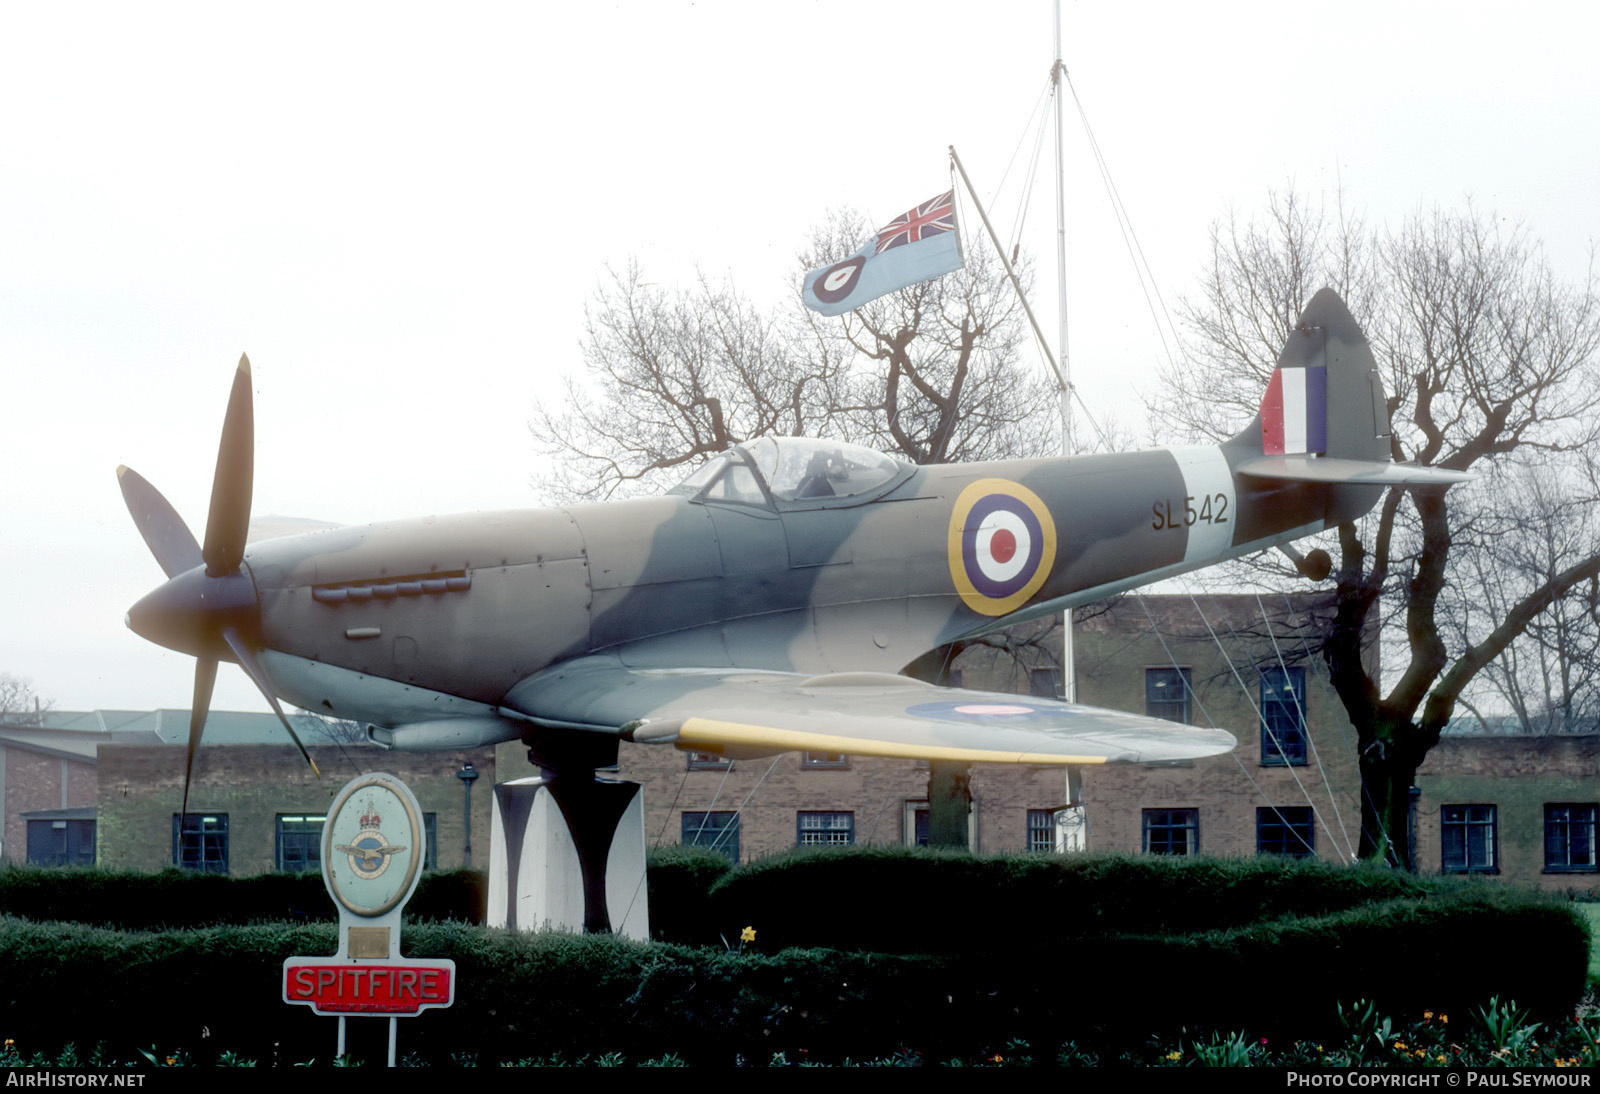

{"left": 238, "top": 443, "right": 1371, "bottom": 730}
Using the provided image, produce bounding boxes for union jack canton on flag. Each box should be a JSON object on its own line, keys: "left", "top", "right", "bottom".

{"left": 802, "top": 190, "right": 964, "bottom": 317}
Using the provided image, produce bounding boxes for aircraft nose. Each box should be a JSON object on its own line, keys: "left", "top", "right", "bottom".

{"left": 126, "top": 563, "right": 260, "bottom": 659}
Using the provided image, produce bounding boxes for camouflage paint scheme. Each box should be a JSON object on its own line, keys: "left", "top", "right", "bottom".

{"left": 125, "top": 290, "right": 1469, "bottom": 776}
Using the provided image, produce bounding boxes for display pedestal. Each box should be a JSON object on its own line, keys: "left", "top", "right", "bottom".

{"left": 487, "top": 776, "right": 648, "bottom": 938}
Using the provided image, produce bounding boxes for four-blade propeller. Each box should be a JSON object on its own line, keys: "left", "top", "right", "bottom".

{"left": 119, "top": 356, "right": 319, "bottom": 820}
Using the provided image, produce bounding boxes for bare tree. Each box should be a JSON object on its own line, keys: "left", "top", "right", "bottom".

{"left": 1453, "top": 459, "right": 1600, "bottom": 734}
{"left": 1167, "top": 187, "right": 1600, "bottom": 866}
{"left": 0, "top": 674, "right": 51, "bottom": 726}
{"left": 536, "top": 214, "right": 1061, "bottom": 502}
{"left": 534, "top": 262, "right": 840, "bottom": 501}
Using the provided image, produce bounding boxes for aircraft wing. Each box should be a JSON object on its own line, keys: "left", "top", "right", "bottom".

{"left": 501, "top": 655, "right": 1236, "bottom": 765}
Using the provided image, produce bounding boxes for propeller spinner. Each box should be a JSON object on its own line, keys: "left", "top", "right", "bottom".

{"left": 119, "top": 356, "right": 320, "bottom": 819}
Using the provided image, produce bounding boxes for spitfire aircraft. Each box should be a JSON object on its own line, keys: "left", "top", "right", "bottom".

{"left": 120, "top": 288, "right": 1467, "bottom": 926}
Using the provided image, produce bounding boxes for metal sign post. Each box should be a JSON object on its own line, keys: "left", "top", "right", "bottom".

{"left": 283, "top": 772, "right": 456, "bottom": 1066}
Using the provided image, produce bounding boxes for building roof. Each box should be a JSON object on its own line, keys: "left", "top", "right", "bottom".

{"left": 0, "top": 726, "right": 106, "bottom": 761}
{"left": 19, "top": 807, "right": 97, "bottom": 821}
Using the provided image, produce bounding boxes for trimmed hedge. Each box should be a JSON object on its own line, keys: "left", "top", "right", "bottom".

{"left": 0, "top": 892, "right": 1587, "bottom": 1065}
{"left": 641, "top": 844, "right": 734, "bottom": 945}
{"left": 0, "top": 919, "right": 950, "bottom": 1065}
{"left": 0, "top": 850, "right": 1588, "bottom": 1061}
{"left": 699, "top": 846, "right": 1440, "bottom": 952}
{"left": 0, "top": 865, "right": 486, "bottom": 928}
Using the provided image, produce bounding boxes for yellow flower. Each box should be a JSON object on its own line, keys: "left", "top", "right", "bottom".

{"left": 164, "top": 1057, "right": 175, "bottom": 1067}
{"left": 1393, "top": 1041, "right": 1407, "bottom": 1051}
{"left": 1423, "top": 1010, "right": 1434, "bottom": 1020}
{"left": 1166, "top": 1052, "right": 1182, "bottom": 1061}
{"left": 740, "top": 926, "right": 756, "bottom": 943}
{"left": 1440, "top": 1015, "right": 1448, "bottom": 1025}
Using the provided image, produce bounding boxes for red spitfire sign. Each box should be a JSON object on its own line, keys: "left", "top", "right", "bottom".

{"left": 283, "top": 957, "right": 456, "bottom": 1016}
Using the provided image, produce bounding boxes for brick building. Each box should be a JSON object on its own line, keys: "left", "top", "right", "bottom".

{"left": 0, "top": 710, "right": 117, "bottom": 867}
{"left": 1414, "top": 731, "right": 1600, "bottom": 895}
{"left": 96, "top": 737, "right": 496, "bottom": 875}
{"left": 0, "top": 709, "right": 495, "bottom": 875}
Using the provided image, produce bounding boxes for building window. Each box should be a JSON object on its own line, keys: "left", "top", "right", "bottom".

{"left": 801, "top": 752, "right": 849, "bottom": 769}
{"left": 1441, "top": 805, "right": 1497, "bottom": 874}
{"left": 900, "top": 802, "right": 931, "bottom": 847}
{"left": 276, "top": 815, "right": 325, "bottom": 873}
{"left": 682, "top": 811, "right": 740, "bottom": 861}
{"left": 797, "top": 811, "right": 854, "bottom": 846}
{"left": 423, "top": 813, "right": 437, "bottom": 870}
{"left": 1146, "top": 667, "right": 1192, "bottom": 724}
{"left": 1544, "top": 804, "right": 1597, "bottom": 873}
{"left": 24, "top": 817, "right": 96, "bottom": 867}
{"left": 172, "top": 814, "right": 229, "bottom": 873}
{"left": 1029, "top": 668, "right": 1059, "bottom": 698}
{"left": 1260, "top": 666, "right": 1307, "bottom": 766}
{"left": 687, "top": 752, "right": 730, "bottom": 771}
{"left": 1027, "top": 809, "right": 1057, "bottom": 853}
{"left": 1257, "top": 807, "right": 1315, "bottom": 858}
{"left": 1142, "top": 809, "right": 1198, "bottom": 855}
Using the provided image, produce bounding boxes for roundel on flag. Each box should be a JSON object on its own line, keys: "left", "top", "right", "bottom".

{"left": 812, "top": 255, "right": 867, "bottom": 305}
{"left": 947, "top": 478, "right": 1057, "bottom": 616}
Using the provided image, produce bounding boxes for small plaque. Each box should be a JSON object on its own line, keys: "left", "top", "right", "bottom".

{"left": 347, "top": 927, "right": 391, "bottom": 959}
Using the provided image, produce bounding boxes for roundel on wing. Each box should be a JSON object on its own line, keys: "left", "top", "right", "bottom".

{"left": 812, "top": 255, "right": 867, "bottom": 305}
{"left": 906, "top": 699, "right": 1083, "bottom": 725}
{"left": 947, "top": 478, "right": 1057, "bottom": 616}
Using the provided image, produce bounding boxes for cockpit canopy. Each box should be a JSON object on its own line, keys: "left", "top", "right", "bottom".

{"left": 668, "top": 437, "right": 908, "bottom": 508}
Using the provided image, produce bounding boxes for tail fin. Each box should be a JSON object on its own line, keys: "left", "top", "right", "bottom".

{"left": 1229, "top": 288, "right": 1472, "bottom": 486}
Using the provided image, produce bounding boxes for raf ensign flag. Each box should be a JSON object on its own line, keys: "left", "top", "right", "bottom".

{"left": 802, "top": 191, "right": 964, "bottom": 316}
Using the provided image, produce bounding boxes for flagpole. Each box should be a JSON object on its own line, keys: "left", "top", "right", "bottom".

{"left": 1052, "top": 0, "right": 1084, "bottom": 853}
{"left": 1052, "top": 0, "right": 1075, "bottom": 701}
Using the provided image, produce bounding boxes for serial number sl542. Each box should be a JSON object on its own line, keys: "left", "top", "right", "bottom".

{"left": 1152, "top": 493, "right": 1230, "bottom": 531}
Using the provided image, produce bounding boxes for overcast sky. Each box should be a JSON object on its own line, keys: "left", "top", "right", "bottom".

{"left": 2, "top": 1, "right": 1596, "bottom": 714}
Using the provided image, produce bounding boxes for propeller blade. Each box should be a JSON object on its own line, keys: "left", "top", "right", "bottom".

{"left": 182, "top": 656, "right": 218, "bottom": 820}
{"left": 116, "top": 466, "right": 203, "bottom": 578}
{"left": 203, "top": 356, "right": 254, "bottom": 576}
{"left": 222, "top": 627, "right": 321, "bottom": 778}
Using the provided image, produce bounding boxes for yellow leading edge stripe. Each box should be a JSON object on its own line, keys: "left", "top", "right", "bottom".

{"left": 677, "top": 718, "right": 1108, "bottom": 766}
